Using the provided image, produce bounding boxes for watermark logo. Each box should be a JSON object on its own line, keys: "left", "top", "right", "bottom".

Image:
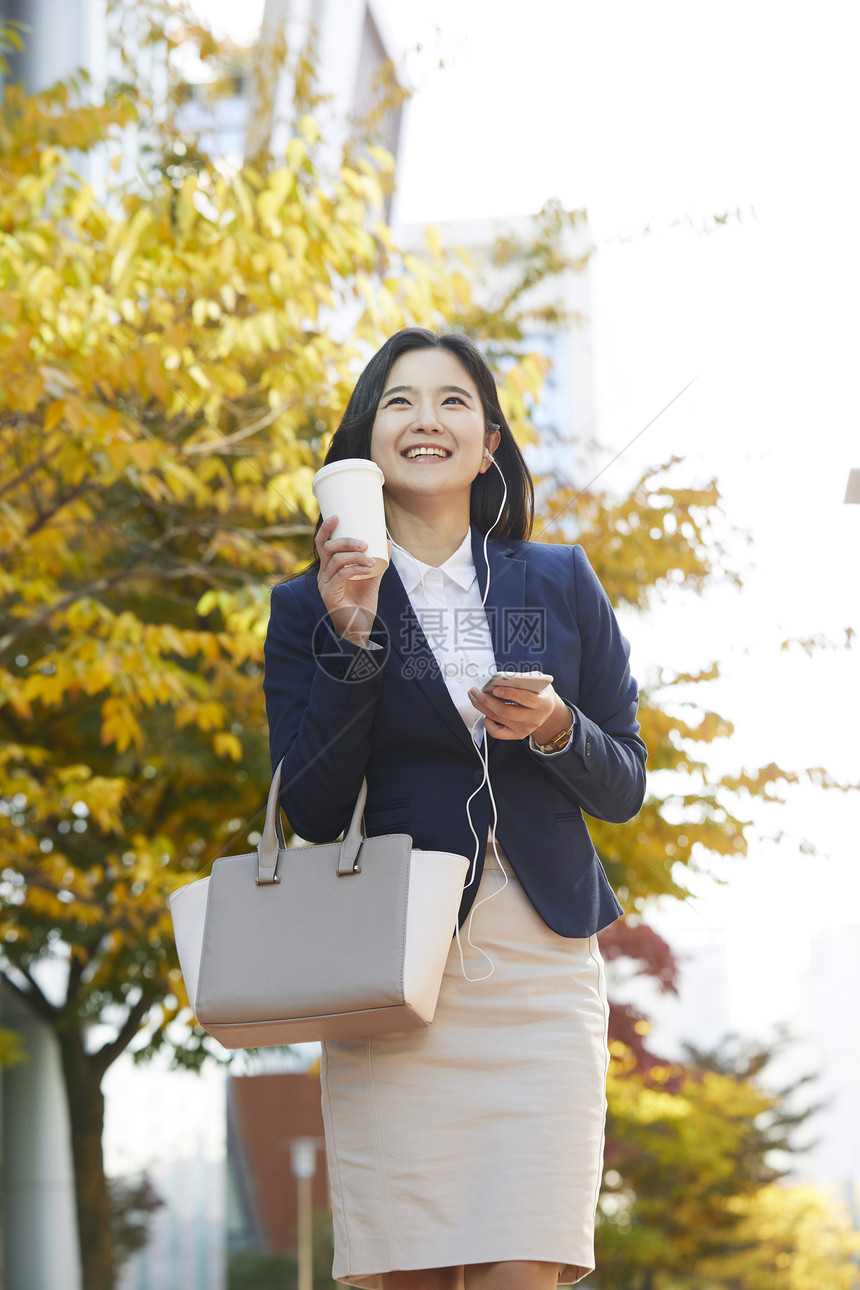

{"left": 400, "top": 606, "right": 547, "bottom": 657}
{"left": 400, "top": 655, "right": 485, "bottom": 683}
{"left": 311, "top": 613, "right": 391, "bottom": 682}
{"left": 310, "top": 605, "right": 547, "bottom": 684}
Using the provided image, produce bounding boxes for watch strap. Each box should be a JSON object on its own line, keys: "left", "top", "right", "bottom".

{"left": 531, "top": 710, "right": 575, "bottom": 754}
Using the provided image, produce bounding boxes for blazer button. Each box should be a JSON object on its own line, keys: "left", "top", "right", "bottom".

{"left": 472, "top": 769, "right": 484, "bottom": 785}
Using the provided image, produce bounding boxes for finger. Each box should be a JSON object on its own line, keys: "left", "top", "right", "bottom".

{"left": 467, "top": 690, "right": 492, "bottom": 716}
{"left": 318, "top": 535, "right": 369, "bottom": 570}
{"left": 321, "top": 535, "right": 369, "bottom": 557}
{"left": 315, "top": 516, "right": 338, "bottom": 557}
{"left": 484, "top": 717, "right": 520, "bottom": 740}
{"left": 469, "top": 688, "right": 523, "bottom": 717}
{"left": 318, "top": 515, "right": 339, "bottom": 536}
{"left": 321, "top": 550, "right": 375, "bottom": 582}
{"left": 490, "top": 686, "right": 540, "bottom": 708}
{"left": 474, "top": 695, "right": 537, "bottom": 740}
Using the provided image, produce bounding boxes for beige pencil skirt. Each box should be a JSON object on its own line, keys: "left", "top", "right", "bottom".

{"left": 320, "top": 844, "right": 611, "bottom": 1287}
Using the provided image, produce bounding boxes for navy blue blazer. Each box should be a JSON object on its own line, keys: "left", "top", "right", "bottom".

{"left": 263, "top": 528, "right": 647, "bottom": 938}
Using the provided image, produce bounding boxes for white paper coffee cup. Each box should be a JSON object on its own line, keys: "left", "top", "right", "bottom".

{"left": 312, "top": 459, "right": 388, "bottom": 579}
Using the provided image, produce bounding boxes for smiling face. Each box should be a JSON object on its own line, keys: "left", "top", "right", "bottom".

{"left": 369, "top": 348, "right": 500, "bottom": 520}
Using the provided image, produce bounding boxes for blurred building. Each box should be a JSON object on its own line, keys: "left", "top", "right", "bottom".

{"left": 227, "top": 1071, "right": 329, "bottom": 1258}
{"left": 0, "top": 0, "right": 401, "bottom": 184}
{"left": 0, "top": 982, "right": 81, "bottom": 1290}
{"left": 0, "top": 0, "right": 107, "bottom": 93}
{"left": 167, "top": 0, "right": 402, "bottom": 206}
{"left": 605, "top": 927, "right": 732, "bottom": 1061}
{"left": 801, "top": 926, "right": 860, "bottom": 1203}
{"left": 117, "top": 1152, "right": 225, "bottom": 1290}
{"left": 246, "top": 0, "right": 401, "bottom": 181}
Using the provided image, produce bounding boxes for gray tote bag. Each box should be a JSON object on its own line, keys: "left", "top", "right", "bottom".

{"left": 168, "top": 761, "right": 470, "bottom": 1050}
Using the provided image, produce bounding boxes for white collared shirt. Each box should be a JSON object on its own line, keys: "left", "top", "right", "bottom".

{"left": 389, "top": 528, "right": 573, "bottom": 758}
{"left": 391, "top": 528, "right": 495, "bottom": 744}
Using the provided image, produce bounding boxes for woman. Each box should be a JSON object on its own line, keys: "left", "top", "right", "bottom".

{"left": 264, "top": 328, "right": 647, "bottom": 1289}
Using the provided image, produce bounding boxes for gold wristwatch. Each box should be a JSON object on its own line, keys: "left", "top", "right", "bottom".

{"left": 532, "top": 712, "right": 574, "bottom": 754}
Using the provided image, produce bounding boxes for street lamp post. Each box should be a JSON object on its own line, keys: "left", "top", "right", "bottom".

{"left": 290, "top": 1137, "right": 317, "bottom": 1290}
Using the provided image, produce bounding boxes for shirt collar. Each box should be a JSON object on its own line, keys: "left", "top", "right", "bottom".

{"left": 391, "top": 527, "right": 477, "bottom": 594}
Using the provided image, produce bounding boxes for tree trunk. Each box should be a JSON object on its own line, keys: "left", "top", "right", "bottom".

{"left": 57, "top": 1029, "right": 116, "bottom": 1290}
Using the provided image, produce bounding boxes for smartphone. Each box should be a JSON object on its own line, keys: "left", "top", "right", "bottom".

{"left": 481, "top": 671, "right": 554, "bottom": 704}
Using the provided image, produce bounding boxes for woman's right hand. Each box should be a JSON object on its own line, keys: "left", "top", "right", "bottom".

{"left": 315, "top": 516, "right": 389, "bottom": 647}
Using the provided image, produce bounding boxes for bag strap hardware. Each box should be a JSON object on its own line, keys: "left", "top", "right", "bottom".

{"left": 256, "top": 761, "right": 370, "bottom": 884}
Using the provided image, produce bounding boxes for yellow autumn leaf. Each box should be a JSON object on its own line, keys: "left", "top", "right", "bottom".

{"left": 297, "top": 114, "right": 320, "bottom": 145}
{"left": 213, "top": 731, "right": 242, "bottom": 761}
{"left": 100, "top": 696, "right": 143, "bottom": 752}
{"left": 126, "top": 438, "right": 155, "bottom": 471}
{"left": 44, "top": 400, "right": 65, "bottom": 431}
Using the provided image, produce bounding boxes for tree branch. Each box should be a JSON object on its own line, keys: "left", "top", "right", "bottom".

{"left": 65, "top": 949, "right": 88, "bottom": 1010}
{"left": 179, "top": 398, "right": 294, "bottom": 454}
{"left": 91, "top": 993, "right": 153, "bottom": 1078}
{"left": 25, "top": 477, "right": 97, "bottom": 540}
{"left": 0, "top": 440, "right": 65, "bottom": 502}
{"left": 0, "top": 563, "right": 141, "bottom": 657}
{"left": 0, "top": 965, "right": 59, "bottom": 1024}
{"left": 0, "top": 547, "right": 260, "bottom": 656}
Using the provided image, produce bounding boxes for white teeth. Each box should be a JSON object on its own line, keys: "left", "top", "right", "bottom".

{"left": 404, "top": 446, "right": 450, "bottom": 459}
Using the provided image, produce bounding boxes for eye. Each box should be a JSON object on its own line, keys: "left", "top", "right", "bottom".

{"left": 383, "top": 396, "right": 410, "bottom": 407}
{"left": 442, "top": 395, "right": 466, "bottom": 405}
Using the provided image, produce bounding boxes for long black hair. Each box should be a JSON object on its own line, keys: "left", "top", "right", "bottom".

{"left": 288, "top": 329, "right": 534, "bottom": 579}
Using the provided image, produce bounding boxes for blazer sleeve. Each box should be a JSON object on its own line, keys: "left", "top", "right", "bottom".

{"left": 528, "top": 545, "right": 647, "bottom": 823}
{"left": 263, "top": 576, "right": 385, "bottom": 841}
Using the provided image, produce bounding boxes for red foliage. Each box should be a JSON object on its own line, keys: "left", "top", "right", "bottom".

{"left": 599, "top": 919, "right": 684, "bottom": 1080}
{"left": 598, "top": 919, "right": 680, "bottom": 994}
{"left": 606, "top": 1001, "right": 684, "bottom": 1090}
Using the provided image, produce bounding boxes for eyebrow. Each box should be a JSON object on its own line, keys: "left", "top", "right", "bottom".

{"left": 381, "top": 381, "right": 477, "bottom": 402}
{"left": 380, "top": 384, "right": 475, "bottom": 401}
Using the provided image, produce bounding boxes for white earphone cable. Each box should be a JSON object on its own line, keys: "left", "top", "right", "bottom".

{"left": 453, "top": 452, "right": 510, "bottom": 983}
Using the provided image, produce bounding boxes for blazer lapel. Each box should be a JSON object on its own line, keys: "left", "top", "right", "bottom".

{"left": 470, "top": 529, "right": 528, "bottom": 671}
{"left": 376, "top": 532, "right": 534, "bottom": 749}
{"left": 376, "top": 561, "right": 475, "bottom": 749}
{"left": 472, "top": 531, "right": 551, "bottom": 778}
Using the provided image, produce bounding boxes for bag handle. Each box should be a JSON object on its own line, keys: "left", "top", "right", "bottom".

{"left": 336, "top": 778, "right": 368, "bottom": 876}
{"left": 256, "top": 761, "right": 368, "bottom": 885}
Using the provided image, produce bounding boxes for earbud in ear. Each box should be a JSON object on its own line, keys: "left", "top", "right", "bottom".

{"left": 484, "top": 449, "right": 495, "bottom": 461}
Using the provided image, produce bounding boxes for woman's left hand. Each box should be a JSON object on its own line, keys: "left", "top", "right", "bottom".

{"left": 467, "top": 682, "right": 573, "bottom": 744}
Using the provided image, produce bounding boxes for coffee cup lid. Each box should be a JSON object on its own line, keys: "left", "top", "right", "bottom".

{"left": 311, "top": 459, "right": 385, "bottom": 497}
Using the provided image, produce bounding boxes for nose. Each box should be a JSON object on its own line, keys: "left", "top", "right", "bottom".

{"left": 409, "top": 401, "right": 443, "bottom": 434}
